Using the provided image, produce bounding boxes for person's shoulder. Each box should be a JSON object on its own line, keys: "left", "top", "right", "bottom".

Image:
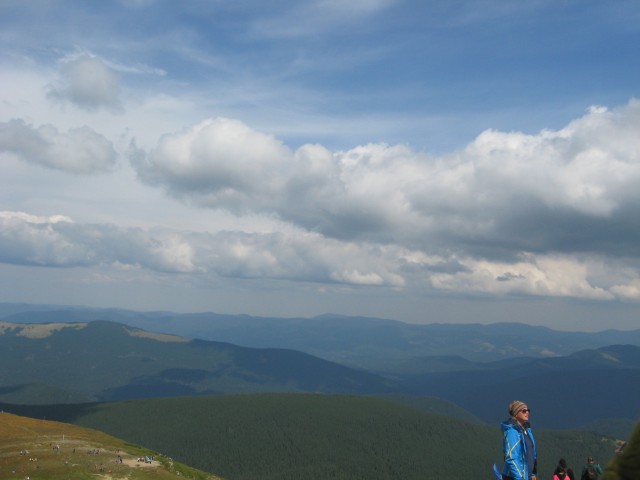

{"left": 500, "top": 418, "right": 517, "bottom": 431}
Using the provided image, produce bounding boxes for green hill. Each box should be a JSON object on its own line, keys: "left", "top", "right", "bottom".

{"left": 2, "top": 394, "right": 620, "bottom": 480}
{"left": 0, "top": 320, "right": 399, "bottom": 403}
{"left": 0, "top": 411, "right": 221, "bottom": 479}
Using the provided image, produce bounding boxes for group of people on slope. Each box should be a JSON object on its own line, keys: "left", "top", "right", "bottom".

{"left": 551, "top": 456, "right": 602, "bottom": 480}
{"left": 500, "top": 400, "right": 603, "bottom": 480}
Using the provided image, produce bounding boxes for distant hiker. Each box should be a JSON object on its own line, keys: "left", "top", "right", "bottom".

{"left": 580, "top": 456, "right": 602, "bottom": 480}
{"left": 553, "top": 458, "right": 575, "bottom": 480}
{"left": 501, "top": 400, "right": 538, "bottom": 480}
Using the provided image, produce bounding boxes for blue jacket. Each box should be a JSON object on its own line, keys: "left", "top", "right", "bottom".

{"left": 501, "top": 418, "right": 537, "bottom": 480}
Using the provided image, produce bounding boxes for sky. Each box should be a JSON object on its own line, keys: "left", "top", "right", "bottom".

{"left": 1, "top": 0, "right": 640, "bottom": 332}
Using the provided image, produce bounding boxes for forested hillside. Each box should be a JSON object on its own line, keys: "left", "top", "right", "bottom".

{"left": 603, "top": 421, "right": 640, "bottom": 480}
{"left": 0, "top": 320, "right": 398, "bottom": 403}
{"left": 401, "top": 344, "right": 640, "bottom": 431}
{"left": 2, "top": 394, "right": 619, "bottom": 480}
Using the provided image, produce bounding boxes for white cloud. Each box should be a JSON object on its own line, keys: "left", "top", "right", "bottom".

{"left": 0, "top": 212, "right": 197, "bottom": 272}
{"left": 47, "top": 54, "right": 123, "bottom": 112}
{"left": 0, "top": 211, "right": 413, "bottom": 287}
{"left": 108, "top": 98, "right": 640, "bottom": 302}
{"left": 3, "top": 203, "right": 640, "bottom": 302}
{"left": 610, "top": 281, "right": 640, "bottom": 300}
{"left": 129, "top": 100, "right": 640, "bottom": 255}
{"left": 0, "top": 119, "right": 118, "bottom": 174}
{"left": 429, "top": 254, "right": 616, "bottom": 300}
{"left": 453, "top": 103, "right": 640, "bottom": 218}
{"left": 3, "top": 89, "right": 640, "bottom": 302}
{"left": 0, "top": 211, "right": 74, "bottom": 224}
{"left": 132, "top": 117, "right": 293, "bottom": 209}
{"left": 0, "top": 211, "right": 92, "bottom": 267}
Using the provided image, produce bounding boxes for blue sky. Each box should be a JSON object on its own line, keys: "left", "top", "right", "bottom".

{"left": 1, "top": 0, "right": 640, "bottom": 331}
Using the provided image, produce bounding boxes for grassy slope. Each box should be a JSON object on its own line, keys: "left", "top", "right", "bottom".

{"left": 8, "top": 393, "right": 619, "bottom": 480}
{"left": 0, "top": 412, "right": 222, "bottom": 480}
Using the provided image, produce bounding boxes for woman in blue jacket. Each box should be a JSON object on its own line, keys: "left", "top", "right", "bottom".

{"left": 501, "top": 400, "right": 537, "bottom": 480}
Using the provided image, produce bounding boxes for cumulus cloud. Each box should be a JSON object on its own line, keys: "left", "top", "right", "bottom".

{"left": 47, "top": 54, "right": 123, "bottom": 111}
{"left": 119, "top": 99, "right": 640, "bottom": 301}
{"left": 2, "top": 92, "right": 640, "bottom": 302}
{"left": 131, "top": 117, "right": 293, "bottom": 210}
{"left": 130, "top": 100, "right": 640, "bottom": 257}
{"left": 0, "top": 119, "right": 118, "bottom": 174}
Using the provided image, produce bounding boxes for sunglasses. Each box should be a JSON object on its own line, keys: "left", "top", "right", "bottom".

{"left": 520, "top": 409, "right": 531, "bottom": 414}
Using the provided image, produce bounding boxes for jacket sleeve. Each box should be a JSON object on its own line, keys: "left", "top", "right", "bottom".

{"left": 503, "top": 428, "right": 526, "bottom": 480}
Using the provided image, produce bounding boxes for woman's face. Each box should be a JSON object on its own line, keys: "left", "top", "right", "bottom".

{"left": 516, "top": 406, "right": 530, "bottom": 423}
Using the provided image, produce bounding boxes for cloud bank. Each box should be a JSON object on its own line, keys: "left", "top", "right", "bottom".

{"left": 2, "top": 99, "right": 640, "bottom": 303}
{"left": 131, "top": 100, "right": 640, "bottom": 258}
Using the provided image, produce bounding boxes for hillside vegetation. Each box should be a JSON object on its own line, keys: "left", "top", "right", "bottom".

{"left": 0, "top": 411, "right": 221, "bottom": 479}
{"left": 3, "top": 394, "right": 620, "bottom": 480}
{"left": 603, "top": 421, "right": 640, "bottom": 480}
{"left": 0, "top": 320, "right": 398, "bottom": 403}
{"left": 401, "top": 344, "right": 640, "bottom": 430}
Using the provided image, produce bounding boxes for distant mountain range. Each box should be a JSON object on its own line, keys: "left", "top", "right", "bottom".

{"left": 400, "top": 344, "right": 640, "bottom": 429}
{"left": 1, "top": 303, "right": 638, "bottom": 436}
{"left": 3, "top": 302, "right": 640, "bottom": 368}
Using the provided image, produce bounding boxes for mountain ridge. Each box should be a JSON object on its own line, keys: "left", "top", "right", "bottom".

{"left": 1, "top": 304, "right": 638, "bottom": 435}
{"left": 3, "top": 303, "right": 640, "bottom": 368}
{"left": 0, "top": 319, "right": 400, "bottom": 404}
